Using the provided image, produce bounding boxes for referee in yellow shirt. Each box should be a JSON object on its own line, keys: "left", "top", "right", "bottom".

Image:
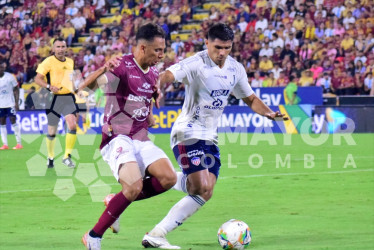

{"left": 35, "top": 38, "right": 78, "bottom": 168}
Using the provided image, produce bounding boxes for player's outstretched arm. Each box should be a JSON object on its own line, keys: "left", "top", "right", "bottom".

{"left": 242, "top": 94, "right": 288, "bottom": 121}
{"left": 153, "top": 70, "right": 175, "bottom": 108}
{"left": 77, "top": 56, "right": 122, "bottom": 92}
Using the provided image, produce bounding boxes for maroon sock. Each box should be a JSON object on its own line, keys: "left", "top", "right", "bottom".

{"left": 92, "top": 192, "right": 131, "bottom": 236}
{"left": 135, "top": 176, "right": 166, "bottom": 201}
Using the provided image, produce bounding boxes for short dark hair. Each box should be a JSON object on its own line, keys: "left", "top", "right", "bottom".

{"left": 136, "top": 23, "right": 165, "bottom": 42}
{"left": 207, "top": 23, "right": 234, "bottom": 41}
{"left": 53, "top": 37, "right": 65, "bottom": 44}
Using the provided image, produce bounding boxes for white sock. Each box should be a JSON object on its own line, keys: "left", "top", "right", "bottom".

{"left": 12, "top": 124, "right": 21, "bottom": 144}
{"left": 172, "top": 172, "right": 188, "bottom": 193}
{"left": 150, "top": 195, "right": 206, "bottom": 237}
{"left": 0, "top": 125, "right": 7, "bottom": 145}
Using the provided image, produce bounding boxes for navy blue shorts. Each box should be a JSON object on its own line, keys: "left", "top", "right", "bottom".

{"left": 0, "top": 107, "right": 16, "bottom": 118}
{"left": 172, "top": 139, "right": 221, "bottom": 178}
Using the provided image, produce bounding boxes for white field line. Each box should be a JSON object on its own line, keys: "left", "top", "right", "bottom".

{"left": 0, "top": 168, "right": 373, "bottom": 194}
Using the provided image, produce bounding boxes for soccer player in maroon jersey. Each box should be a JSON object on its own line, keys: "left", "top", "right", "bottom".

{"left": 78, "top": 23, "right": 177, "bottom": 250}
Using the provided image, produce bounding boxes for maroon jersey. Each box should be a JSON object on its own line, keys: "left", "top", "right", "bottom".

{"left": 100, "top": 54, "right": 158, "bottom": 149}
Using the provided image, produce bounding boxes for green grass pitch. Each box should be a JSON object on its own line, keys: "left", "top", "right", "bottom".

{"left": 0, "top": 133, "right": 373, "bottom": 250}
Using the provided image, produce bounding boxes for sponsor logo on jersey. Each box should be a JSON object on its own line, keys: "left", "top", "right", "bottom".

{"left": 129, "top": 75, "right": 141, "bottom": 79}
{"left": 137, "top": 87, "right": 154, "bottom": 93}
{"left": 142, "top": 82, "right": 151, "bottom": 89}
{"left": 124, "top": 61, "right": 135, "bottom": 68}
{"left": 187, "top": 149, "right": 204, "bottom": 157}
{"left": 213, "top": 75, "right": 227, "bottom": 79}
{"left": 210, "top": 89, "right": 230, "bottom": 97}
{"left": 131, "top": 106, "right": 149, "bottom": 121}
{"left": 204, "top": 99, "right": 224, "bottom": 110}
{"left": 191, "top": 157, "right": 201, "bottom": 166}
{"left": 128, "top": 94, "right": 151, "bottom": 103}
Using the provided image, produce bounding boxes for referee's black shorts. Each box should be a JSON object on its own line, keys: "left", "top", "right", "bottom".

{"left": 46, "top": 93, "right": 78, "bottom": 126}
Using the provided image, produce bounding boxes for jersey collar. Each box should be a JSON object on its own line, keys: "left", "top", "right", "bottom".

{"left": 132, "top": 58, "right": 149, "bottom": 74}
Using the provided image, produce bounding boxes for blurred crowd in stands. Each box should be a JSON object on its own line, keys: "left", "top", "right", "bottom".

{"left": 0, "top": 0, "right": 373, "bottom": 109}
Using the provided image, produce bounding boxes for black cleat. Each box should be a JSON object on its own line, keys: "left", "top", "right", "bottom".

{"left": 47, "top": 158, "right": 54, "bottom": 168}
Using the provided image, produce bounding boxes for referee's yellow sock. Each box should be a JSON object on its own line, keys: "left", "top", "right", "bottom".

{"left": 46, "top": 135, "right": 56, "bottom": 159}
{"left": 64, "top": 130, "right": 77, "bottom": 158}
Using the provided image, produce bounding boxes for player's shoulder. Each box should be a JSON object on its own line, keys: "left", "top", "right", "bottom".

{"left": 183, "top": 51, "right": 205, "bottom": 64}
{"left": 225, "top": 55, "right": 245, "bottom": 73}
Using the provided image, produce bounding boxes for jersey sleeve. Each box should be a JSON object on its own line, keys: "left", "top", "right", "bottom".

{"left": 9, "top": 74, "right": 18, "bottom": 88}
{"left": 111, "top": 57, "right": 129, "bottom": 79}
{"left": 166, "top": 56, "right": 200, "bottom": 85}
{"left": 231, "top": 62, "right": 254, "bottom": 99}
{"left": 36, "top": 57, "right": 51, "bottom": 76}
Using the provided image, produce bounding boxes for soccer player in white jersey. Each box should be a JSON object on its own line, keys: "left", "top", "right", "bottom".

{"left": 142, "top": 23, "right": 287, "bottom": 249}
{"left": 0, "top": 61, "right": 23, "bottom": 150}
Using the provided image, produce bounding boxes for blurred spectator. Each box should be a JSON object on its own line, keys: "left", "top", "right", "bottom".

{"left": 316, "top": 72, "right": 333, "bottom": 93}
{"left": 61, "top": 22, "right": 75, "bottom": 47}
{"left": 262, "top": 72, "right": 276, "bottom": 87}
{"left": 171, "top": 36, "right": 184, "bottom": 54}
{"left": 364, "top": 72, "right": 373, "bottom": 95}
{"left": 284, "top": 76, "right": 301, "bottom": 105}
{"left": 259, "top": 56, "right": 273, "bottom": 75}
{"left": 250, "top": 71, "right": 263, "bottom": 87}
{"left": 25, "top": 86, "right": 36, "bottom": 110}
{"left": 65, "top": 2, "right": 79, "bottom": 17}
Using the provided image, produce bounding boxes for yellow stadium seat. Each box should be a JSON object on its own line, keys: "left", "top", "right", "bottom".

{"left": 71, "top": 46, "right": 83, "bottom": 53}
{"left": 110, "top": 7, "right": 120, "bottom": 14}
{"left": 182, "top": 24, "right": 201, "bottom": 31}
{"left": 22, "top": 82, "right": 41, "bottom": 92}
{"left": 203, "top": 2, "right": 220, "bottom": 10}
{"left": 192, "top": 13, "right": 209, "bottom": 20}
{"left": 90, "top": 27, "right": 103, "bottom": 34}
{"left": 171, "top": 33, "right": 191, "bottom": 41}
{"left": 99, "top": 17, "right": 114, "bottom": 24}
{"left": 78, "top": 36, "right": 88, "bottom": 43}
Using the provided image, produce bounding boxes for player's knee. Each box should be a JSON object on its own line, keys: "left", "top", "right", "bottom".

{"left": 188, "top": 183, "right": 212, "bottom": 198}
{"left": 121, "top": 180, "right": 143, "bottom": 201}
{"left": 201, "top": 190, "right": 214, "bottom": 201}
{"left": 159, "top": 171, "right": 177, "bottom": 190}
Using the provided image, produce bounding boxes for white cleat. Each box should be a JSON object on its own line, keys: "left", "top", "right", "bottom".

{"left": 82, "top": 232, "right": 102, "bottom": 250}
{"left": 142, "top": 233, "right": 181, "bottom": 249}
{"left": 110, "top": 218, "right": 120, "bottom": 233}
{"left": 104, "top": 194, "right": 120, "bottom": 233}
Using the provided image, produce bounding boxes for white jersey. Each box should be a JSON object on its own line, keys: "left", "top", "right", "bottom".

{"left": 0, "top": 72, "right": 18, "bottom": 108}
{"left": 167, "top": 50, "right": 254, "bottom": 148}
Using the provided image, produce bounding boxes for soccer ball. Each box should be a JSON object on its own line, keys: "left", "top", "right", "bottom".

{"left": 217, "top": 219, "right": 251, "bottom": 249}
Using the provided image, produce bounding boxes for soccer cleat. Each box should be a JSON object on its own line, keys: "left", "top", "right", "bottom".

{"left": 62, "top": 154, "right": 75, "bottom": 168}
{"left": 104, "top": 194, "right": 120, "bottom": 233}
{"left": 0, "top": 145, "right": 9, "bottom": 150}
{"left": 82, "top": 232, "right": 101, "bottom": 250}
{"left": 12, "top": 144, "right": 23, "bottom": 149}
{"left": 47, "top": 158, "right": 54, "bottom": 168}
{"left": 142, "top": 234, "right": 181, "bottom": 249}
{"left": 110, "top": 218, "right": 120, "bottom": 233}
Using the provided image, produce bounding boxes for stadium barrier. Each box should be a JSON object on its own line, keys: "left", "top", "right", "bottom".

{"left": 5, "top": 104, "right": 372, "bottom": 135}
{"left": 313, "top": 105, "right": 374, "bottom": 133}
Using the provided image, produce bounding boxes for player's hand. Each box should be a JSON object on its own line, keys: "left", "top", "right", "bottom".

{"left": 152, "top": 86, "right": 162, "bottom": 109}
{"left": 265, "top": 111, "right": 289, "bottom": 121}
{"left": 50, "top": 85, "right": 60, "bottom": 93}
{"left": 147, "top": 114, "right": 157, "bottom": 128}
{"left": 104, "top": 56, "right": 122, "bottom": 72}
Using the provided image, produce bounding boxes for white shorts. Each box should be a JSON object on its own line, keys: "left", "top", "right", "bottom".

{"left": 100, "top": 135, "right": 169, "bottom": 181}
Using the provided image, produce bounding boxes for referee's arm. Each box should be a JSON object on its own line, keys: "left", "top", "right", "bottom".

{"left": 35, "top": 73, "right": 60, "bottom": 93}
